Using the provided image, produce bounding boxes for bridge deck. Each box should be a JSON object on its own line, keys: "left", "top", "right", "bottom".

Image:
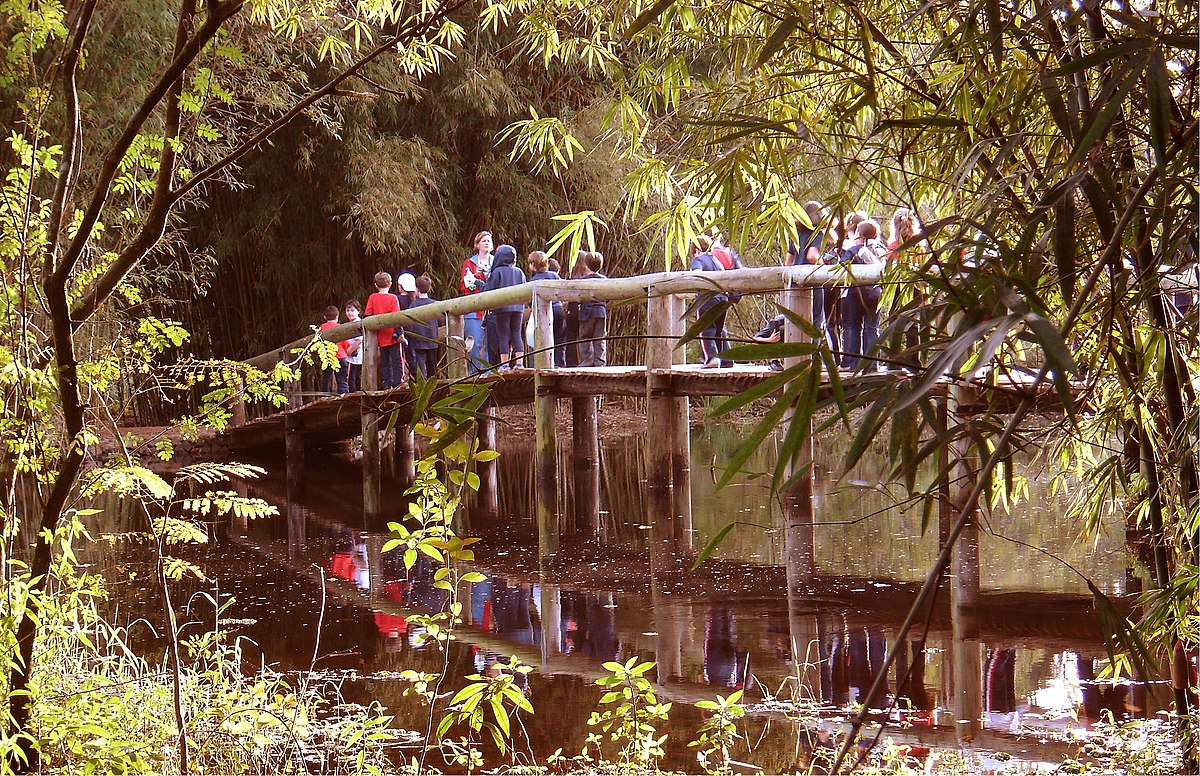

{"left": 223, "top": 364, "right": 1066, "bottom": 451}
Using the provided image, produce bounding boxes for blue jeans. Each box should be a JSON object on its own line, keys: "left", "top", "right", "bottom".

{"left": 464, "top": 315, "right": 486, "bottom": 375}
{"left": 841, "top": 288, "right": 880, "bottom": 370}
{"left": 698, "top": 302, "right": 729, "bottom": 364}
{"left": 379, "top": 343, "right": 401, "bottom": 388}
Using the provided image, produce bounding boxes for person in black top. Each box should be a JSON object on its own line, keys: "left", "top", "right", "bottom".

{"left": 691, "top": 234, "right": 732, "bottom": 368}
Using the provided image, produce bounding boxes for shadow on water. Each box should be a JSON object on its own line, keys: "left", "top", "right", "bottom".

{"left": 81, "top": 422, "right": 1162, "bottom": 773}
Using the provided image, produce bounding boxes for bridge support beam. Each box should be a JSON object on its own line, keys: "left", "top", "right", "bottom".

{"left": 781, "top": 284, "right": 818, "bottom": 684}
{"left": 447, "top": 314, "right": 466, "bottom": 380}
{"left": 947, "top": 382, "right": 982, "bottom": 742}
{"left": 393, "top": 423, "right": 415, "bottom": 490}
{"left": 362, "top": 331, "right": 382, "bottom": 521}
{"left": 646, "top": 293, "right": 686, "bottom": 554}
{"left": 285, "top": 414, "right": 306, "bottom": 496}
{"left": 668, "top": 294, "right": 692, "bottom": 546}
{"left": 572, "top": 397, "right": 600, "bottom": 535}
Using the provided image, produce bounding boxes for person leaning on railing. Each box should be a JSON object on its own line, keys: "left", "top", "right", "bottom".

{"left": 460, "top": 230, "right": 493, "bottom": 375}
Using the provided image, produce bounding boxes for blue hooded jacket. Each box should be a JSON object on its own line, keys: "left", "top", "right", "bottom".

{"left": 482, "top": 245, "right": 527, "bottom": 313}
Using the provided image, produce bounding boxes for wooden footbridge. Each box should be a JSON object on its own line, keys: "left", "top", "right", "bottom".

{"left": 230, "top": 263, "right": 1061, "bottom": 534}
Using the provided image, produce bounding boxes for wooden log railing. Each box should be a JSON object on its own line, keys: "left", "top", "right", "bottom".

{"left": 242, "top": 264, "right": 886, "bottom": 373}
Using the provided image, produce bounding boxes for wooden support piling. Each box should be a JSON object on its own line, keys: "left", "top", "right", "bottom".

{"left": 667, "top": 294, "right": 691, "bottom": 544}
{"left": 366, "top": 534, "right": 385, "bottom": 603}
{"left": 231, "top": 377, "right": 247, "bottom": 426}
{"left": 646, "top": 294, "right": 677, "bottom": 550}
{"left": 393, "top": 423, "right": 415, "bottom": 489}
{"left": 286, "top": 377, "right": 302, "bottom": 411}
{"left": 447, "top": 314, "right": 466, "bottom": 380}
{"left": 948, "top": 381, "right": 982, "bottom": 741}
{"left": 287, "top": 502, "right": 306, "bottom": 559}
{"left": 285, "top": 413, "right": 306, "bottom": 496}
{"left": 533, "top": 289, "right": 560, "bottom": 554}
{"left": 781, "top": 282, "right": 818, "bottom": 682}
{"left": 361, "top": 331, "right": 381, "bottom": 520}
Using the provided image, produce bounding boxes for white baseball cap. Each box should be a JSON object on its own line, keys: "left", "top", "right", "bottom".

{"left": 398, "top": 273, "right": 417, "bottom": 292}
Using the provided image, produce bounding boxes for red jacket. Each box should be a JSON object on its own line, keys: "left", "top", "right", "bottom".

{"left": 318, "top": 320, "right": 348, "bottom": 359}
{"left": 364, "top": 291, "right": 400, "bottom": 347}
{"left": 460, "top": 254, "right": 490, "bottom": 320}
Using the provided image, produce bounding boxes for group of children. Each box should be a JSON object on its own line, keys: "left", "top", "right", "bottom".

{"left": 782, "top": 203, "right": 925, "bottom": 371}
{"left": 319, "top": 271, "right": 440, "bottom": 395}
{"left": 317, "top": 205, "right": 922, "bottom": 393}
{"left": 460, "top": 230, "right": 610, "bottom": 373}
{"left": 318, "top": 232, "right": 613, "bottom": 394}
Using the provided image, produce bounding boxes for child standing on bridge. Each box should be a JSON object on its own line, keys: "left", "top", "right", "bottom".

{"left": 482, "top": 244, "right": 527, "bottom": 370}
{"left": 577, "top": 252, "right": 609, "bottom": 367}
{"left": 318, "top": 306, "right": 350, "bottom": 394}
{"left": 365, "top": 272, "right": 402, "bottom": 388}
{"left": 344, "top": 300, "right": 363, "bottom": 392}
{"left": 403, "top": 275, "right": 441, "bottom": 379}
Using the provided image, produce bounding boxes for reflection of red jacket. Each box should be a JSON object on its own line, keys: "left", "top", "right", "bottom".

{"left": 384, "top": 578, "right": 407, "bottom": 603}
{"left": 460, "top": 255, "right": 489, "bottom": 320}
{"left": 374, "top": 612, "right": 408, "bottom": 637}
{"left": 328, "top": 551, "right": 358, "bottom": 582}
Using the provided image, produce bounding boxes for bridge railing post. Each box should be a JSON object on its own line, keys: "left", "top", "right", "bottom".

{"left": 447, "top": 314, "right": 466, "bottom": 380}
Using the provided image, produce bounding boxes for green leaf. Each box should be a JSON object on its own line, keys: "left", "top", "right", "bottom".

{"left": 717, "top": 383, "right": 799, "bottom": 489}
{"left": 842, "top": 384, "right": 897, "bottom": 474}
{"left": 1065, "top": 54, "right": 1147, "bottom": 167}
{"left": 450, "top": 683, "right": 488, "bottom": 705}
{"left": 1048, "top": 37, "right": 1150, "bottom": 76}
{"left": 1145, "top": 48, "right": 1174, "bottom": 166}
{"left": 623, "top": 0, "right": 676, "bottom": 40}
{"left": 690, "top": 522, "right": 736, "bottom": 571}
{"left": 756, "top": 17, "right": 799, "bottom": 68}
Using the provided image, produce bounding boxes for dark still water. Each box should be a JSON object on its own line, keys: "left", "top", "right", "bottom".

{"left": 85, "top": 423, "right": 1160, "bottom": 772}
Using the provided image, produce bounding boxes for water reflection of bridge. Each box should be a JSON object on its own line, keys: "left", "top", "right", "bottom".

{"left": 218, "top": 468, "right": 1147, "bottom": 764}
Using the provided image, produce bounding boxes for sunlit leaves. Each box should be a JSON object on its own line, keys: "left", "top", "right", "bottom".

{"left": 498, "top": 107, "right": 584, "bottom": 176}
{"left": 543, "top": 210, "right": 607, "bottom": 264}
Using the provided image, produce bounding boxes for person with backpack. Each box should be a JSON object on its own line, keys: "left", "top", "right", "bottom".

{"left": 691, "top": 234, "right": 733, "bottom": 368}
{"left": 786, "top": 201, "right": 834, "bottom": 348}
{"left": 841, "top": 219, "right": 885, "bottom": 371}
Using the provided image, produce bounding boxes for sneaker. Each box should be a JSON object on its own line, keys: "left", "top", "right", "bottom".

{"left": 768, "top": 359, "right": 784, "bottom": 372}
{"left": 701, "top": 358, "right": 721, "bottom": 369}
{"left": 720, "top": 361, "right": 733, "bottom": 369}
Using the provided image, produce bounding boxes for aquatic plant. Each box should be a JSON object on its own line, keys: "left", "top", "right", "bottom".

{"left": 689, "top": 689, "right": 745, "bottom": 775}
{"left": 586, "top": 657, "right": 672, "bottom": 770}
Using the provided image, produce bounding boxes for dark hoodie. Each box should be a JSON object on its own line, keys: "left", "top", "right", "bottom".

{"left": 482, "top": 244, "right": 527, "bottom": 313}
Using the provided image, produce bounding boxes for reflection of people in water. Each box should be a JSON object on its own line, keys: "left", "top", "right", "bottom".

{"left": 894, "top": 639, "right": 931, "bottom": 715}
{"left": 560, "top": 591, "right": 618, "bottom": 660}
{"left": 327, "top": 529, "right": 370, "bottom": 590}
{"left": 491, "top": 578, "right": 538, "bottom": 645}
{"left": 471, "top": 647, "right": 530, "bottom": 689}
{"left": 1077, "top": 652, "right": 1146, "bottom": 726}
{"left": 985, "top": 648, "right": 1017, "bottom": 713}
{"left": 825, "top": 620, "right": 889, "bottom": 707}
{"left": 704, "top": 608, "right": 748, "bottom": 688}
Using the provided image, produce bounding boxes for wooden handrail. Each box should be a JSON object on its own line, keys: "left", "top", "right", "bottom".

{"left": 243, "top": 264, "right": 885, "bottom": 369}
